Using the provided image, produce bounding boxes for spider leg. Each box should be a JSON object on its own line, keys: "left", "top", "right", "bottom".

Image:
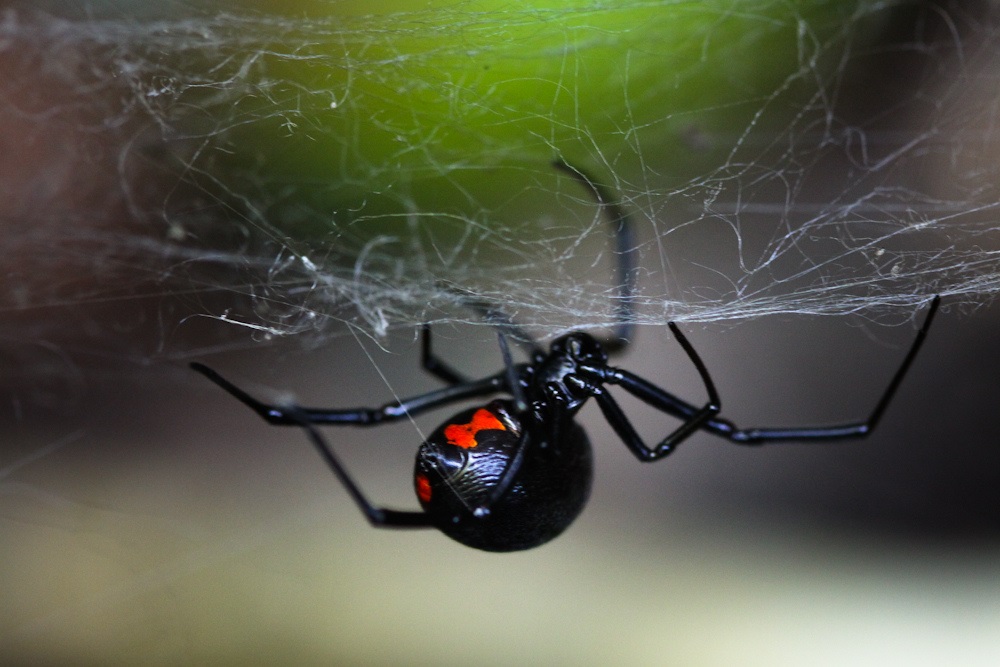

{"left": 190, "top": 362, "right": 505, "bottom": 426}
{"left": 495, "top": 329, "right": 529, "bottom": 411}
{"left": 440, "top": 284, "right": 544, "bottom": 358}
{"left": 554, "top": 159, "right": 637, "bottom": 353}
{"left": 420, "top": 324, "right": 469, "bottom": 384}
{"left": 290, "top": 413, "right": 432, "bottom": 528}
{"left": 590, "top": 321, "right": 721, "bottom": 461}
{"left": 190, "top": 363, "right": 511, "bottom": 529}
{"left": 602, "top": 367, "right": 742, "bottom": 438}
{"left": 419, "top": 316, "right": 528, "bottom": 412}
{"left": 719, "top": 295, "right": 941, "bottom": 443}
{"left": 605, "top": 295, "right": 940, "bottom": 447}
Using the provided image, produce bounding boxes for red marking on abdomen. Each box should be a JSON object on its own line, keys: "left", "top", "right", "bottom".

{"left": 444, "top": 408, "right": 506, "bottom": 448}
{"left": 415, "top": 473, "right": 432, "bottom": 503}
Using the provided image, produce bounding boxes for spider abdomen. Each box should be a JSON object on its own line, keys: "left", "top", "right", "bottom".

{"left": 414, "top": 400, "right": 593, "bottom": 552}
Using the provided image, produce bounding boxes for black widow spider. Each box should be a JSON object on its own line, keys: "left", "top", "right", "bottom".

{"left": 192, "top": 162, "right": 940, "bottom": 552}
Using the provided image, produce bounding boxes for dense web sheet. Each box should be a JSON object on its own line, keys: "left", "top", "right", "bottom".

{"left": 1, "top": 1, "right": 998, "bottom": 350}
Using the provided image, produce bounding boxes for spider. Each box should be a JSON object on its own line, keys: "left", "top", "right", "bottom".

{"left": 192, "top": 163, "right": 940, "bottom": 552}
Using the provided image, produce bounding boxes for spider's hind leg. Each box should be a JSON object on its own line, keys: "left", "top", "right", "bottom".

{"left": 553, "top": 159, "right": 637, "bottom": 355}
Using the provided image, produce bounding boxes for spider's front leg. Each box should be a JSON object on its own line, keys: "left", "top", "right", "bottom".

{"left": 190, "top": 362, "right": 506, "bottom": 528}
{"left": 190, "top": 362, "right": 503, "bottom": 425}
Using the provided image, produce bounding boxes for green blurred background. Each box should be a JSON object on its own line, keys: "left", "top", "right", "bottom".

{"left": 2, "top": 1, "right": 999, "bottom": 664}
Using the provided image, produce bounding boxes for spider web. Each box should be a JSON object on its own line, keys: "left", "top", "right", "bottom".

{"left": 3, "top": 3, "right": 1000, "bottom": 662}
{"left": 1, "top": 0, "right": 996, "bottom": 359}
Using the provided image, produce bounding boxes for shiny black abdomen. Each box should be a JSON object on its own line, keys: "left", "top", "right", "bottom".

{"left": 414, "top": 400, "right": 593, "bottom": 552}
